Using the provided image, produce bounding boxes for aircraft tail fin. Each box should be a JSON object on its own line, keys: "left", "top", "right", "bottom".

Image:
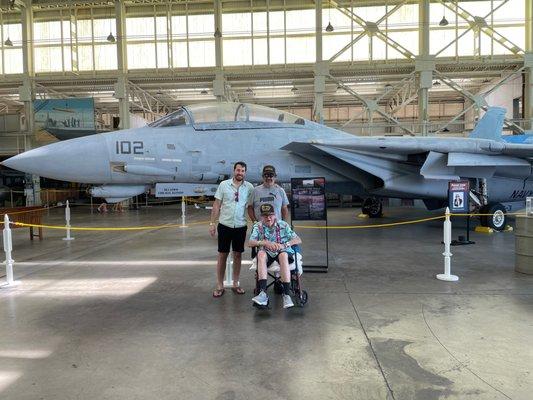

{"left": 468, "top": 107, "right": 506, "bottom": 141}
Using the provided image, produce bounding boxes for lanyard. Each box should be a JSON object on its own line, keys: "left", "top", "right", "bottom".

{"left": 258, "top": 222, "right": 281, "bottom": 243}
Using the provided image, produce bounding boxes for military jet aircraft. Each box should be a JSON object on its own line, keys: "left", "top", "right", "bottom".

{"left": 2, "top": 102, "right": 533, "bottom": 230}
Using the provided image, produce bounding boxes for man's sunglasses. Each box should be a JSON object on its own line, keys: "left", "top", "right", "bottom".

{"left": 263, "top": 173, "right": 275, "bottom": 178}
{"left": 234, "top": 191, "right": 239, "bottom": 202}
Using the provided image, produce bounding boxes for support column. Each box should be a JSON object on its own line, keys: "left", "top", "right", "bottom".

{"left": 213, "top": 0, "right": 224, "bottom": 101}
{"left": 525, "top": 0, "right": 533, "bottom": 130}
{"left": 314, "top": 0, "right": 324, "bottom": 123}
{"left": 417, "top": 0, "right": 431, "bottom": 136}
{"left": 214, "top": 0, "right": 223, "bottom": 69}
{"left": 115, "top": 0, "right": 130, "bottom": 129}
{"left": 19, "top": 2, "right": 40, "bottom": 205}
{"left": 114, "top": 76, "right": 130, "bottom": 130}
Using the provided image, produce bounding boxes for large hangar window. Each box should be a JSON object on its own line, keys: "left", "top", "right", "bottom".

{"left": 0, "top": 21, "right": 23, "bottom": 75}
{"left": 33, "top": 16, "right": 117, "bottom": 74}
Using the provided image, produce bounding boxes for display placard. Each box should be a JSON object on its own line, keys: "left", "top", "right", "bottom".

{"left": 155, "top": 182, "right": 218, "bottom": 197}
{"left": 448, "top": 181, "right": 469, "bottom": 213}
{"left": 290, "top": 177, "right": 327, "bottom": 221}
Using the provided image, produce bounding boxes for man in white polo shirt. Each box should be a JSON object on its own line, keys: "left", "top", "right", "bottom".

{"left": 209, "top": 161, "right": 254, "bottom": 298}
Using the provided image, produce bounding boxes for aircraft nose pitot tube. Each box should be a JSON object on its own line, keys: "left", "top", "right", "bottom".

{"left": 1, "top": 135, "right": 111, "bottom": 183}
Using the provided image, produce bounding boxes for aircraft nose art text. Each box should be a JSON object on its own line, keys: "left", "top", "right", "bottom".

{"left": 1, "top": 135, "right": 111, "bottom": 183}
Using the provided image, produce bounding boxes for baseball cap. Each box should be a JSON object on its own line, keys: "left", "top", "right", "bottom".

{"left": 262, "top": 165, "right": 276, "bottom": 176}
{"left": 260, "top": 203, "right": 275, "bottom": 216}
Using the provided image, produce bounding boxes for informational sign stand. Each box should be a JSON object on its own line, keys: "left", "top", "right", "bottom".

{"left": 448, "top": 180, "right": 475, "bottom": 246}
{"left": 290, "top": 177, "right": 328, "bottom": 273}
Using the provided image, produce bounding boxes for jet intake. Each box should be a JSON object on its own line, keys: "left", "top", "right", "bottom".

{"left": 89, "top": 185, "right": 149, "bottom": 200}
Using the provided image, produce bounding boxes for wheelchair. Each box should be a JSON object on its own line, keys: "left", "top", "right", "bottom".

{"left": 250, "top": 245, "right": 308, "bottom": 308}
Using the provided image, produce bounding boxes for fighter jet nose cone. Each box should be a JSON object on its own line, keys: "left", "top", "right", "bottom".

{"left": 2, "top": 150, "right": 42, "bottom": 174}
{"left": 1, "top": 136, "right": 111, "bottom": 183}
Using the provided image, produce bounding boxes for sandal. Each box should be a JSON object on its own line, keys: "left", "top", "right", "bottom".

{"left": 231, "top": 287, "right": 245, "bottom": 295}
{"left": 213, "top": 288, "right": 225, "bottom": 298}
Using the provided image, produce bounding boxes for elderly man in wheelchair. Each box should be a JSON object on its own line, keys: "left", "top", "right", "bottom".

{"left": 248, "top": 203, "right": 303, "bottom": 309}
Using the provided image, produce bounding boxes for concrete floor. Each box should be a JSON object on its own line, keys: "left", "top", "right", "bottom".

{"left": 0, "top": 204, "right": 532, "bottom": 400}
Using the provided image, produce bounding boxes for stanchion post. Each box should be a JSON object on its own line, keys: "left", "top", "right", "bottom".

{"left": 437, "top": 207, "right": 459, "bottom": 282}
{"left": 10, "top": 189, "right": 13, "bottom": 207}
{"left": 2, "top": 214, "right": 18, "bottom": 288}
{"left": 90, "top": 195, "right": 93, "bottom": 214}
{"left": 180, "top": 196, "right": 187, "bottom": 227}
{"left": 223, "top": 253, "right": 234, "bottom": 288}
{"left": 63, "top": 200, "right": 75, "bottom": 241}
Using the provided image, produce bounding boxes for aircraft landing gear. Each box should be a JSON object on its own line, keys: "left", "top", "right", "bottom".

{"left": 362, "top": 197, "right": 383, "bottom": 218}
{"left": 479, "top": 203, "right": 507, "bottom": 231}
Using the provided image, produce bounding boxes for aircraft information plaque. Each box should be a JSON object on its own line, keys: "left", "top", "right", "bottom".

{"left": 448, "top": 180, "right": 474, "bottom": 245}
{"left": 448, "top": 181, "right": 469, "bottom": 214}
{"left": 290, "top": 177, "right": 328, "bottom": 272}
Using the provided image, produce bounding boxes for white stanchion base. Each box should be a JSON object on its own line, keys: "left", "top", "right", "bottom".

{"left": 63, "top": 237, "right": 75, "bottom": 241}
{"left": 0, "top": 280, "right": 20, "bottom": 289}
{"left": 179, "top": 225, "right": 188, "bottom": 228}
{"left": 436, "top": 273, "right": 459, "bottom": 282}
{"left": 223, "top": 280, "right": 234, "bottom": 288}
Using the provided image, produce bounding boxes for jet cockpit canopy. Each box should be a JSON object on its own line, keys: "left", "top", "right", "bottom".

{"left": 150, "top": 102, "right": 308, "bottom": 130}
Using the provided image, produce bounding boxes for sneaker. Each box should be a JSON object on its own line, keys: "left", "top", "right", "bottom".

{"left": 252, "top": 290, "right": 269, "bottom": 306}
{"left": 282, "top": 294, "right": 294, "bottom": 309}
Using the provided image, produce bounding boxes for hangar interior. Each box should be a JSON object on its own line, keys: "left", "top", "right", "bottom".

{"left": 0, "top": 0, "right": 531, "bottom": 155}
{"left": 0, "top": 0, "right": 532, "bottom": 399}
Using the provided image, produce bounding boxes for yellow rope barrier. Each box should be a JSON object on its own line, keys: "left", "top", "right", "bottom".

{"left": 1, "top": 205, "right": 62, "bottom": 216}
{"left": 11, "top": 219, "right": 211, "bottom": 231}
{"left": 0, "top": 210, "right": 526, "bottom": 230}
{"left": 294, "top": 215, "right": 445, "bottom": 229}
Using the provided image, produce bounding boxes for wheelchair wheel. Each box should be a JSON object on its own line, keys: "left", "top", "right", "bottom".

{"left": 298, "top": 290, "right": 308, "bottom": 307}
{"left": 274, "top": 281, "right": 283, "bottom": 295}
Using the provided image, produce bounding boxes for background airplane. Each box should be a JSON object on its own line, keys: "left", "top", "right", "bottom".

{"left": 3, "top": 102, "right": 533, "bottom": 231}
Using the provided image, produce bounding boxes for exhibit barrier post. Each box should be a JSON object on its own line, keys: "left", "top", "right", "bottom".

{"left": 10, "top": 190, "right": 13, "bottom": 207}
{"left": 223, "top": 254, "right": 234, "bottom": 288}
{"left": 437, "top": 207, "right": 459, "bottom": 282}
{"left": 2, "top": 214, "right": 18, "bottom": 288}
{"left": 180, "top": 196, "right": 187, "bottom": 227}
{"left": 63, "top": 200, "right": 75, "bottom": 241}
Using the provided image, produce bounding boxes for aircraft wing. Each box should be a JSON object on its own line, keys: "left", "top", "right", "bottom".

{"left": 282, "top": 137, "right": 533, "bottom": 188}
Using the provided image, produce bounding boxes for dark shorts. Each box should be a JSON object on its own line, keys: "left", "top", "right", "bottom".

{"left": 266, "top": 252, "right": 294, "bottom": 267}
{"left": 217, "top": 223, "right": 247, "bottom": 253}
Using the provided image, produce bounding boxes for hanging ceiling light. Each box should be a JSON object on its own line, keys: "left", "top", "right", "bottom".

{"left": 4, "top": 37, "right": 13, "bottom": 46}
{"left": 245, "top": 87, "right": 254, "bottom": 95}
{"left": 325, "top": 0, "right": 334, "bottom": 32}
{"left": 214, "top": 28, "right": 222, "bottom": 38}
{"left": 291, "top": 85, "right": 298, "bottom": 93}
{"left": 200, "top": 89, "right": 208, "bottom": 95}
{"left": 107, "top": 32, "right": 116, "bottom": 43}
{"left": 384, "top": 83, "right": 392, "bottom": 88}
{"left": 439, "top": 2, "right": 449, "bottom": 27}
{"left": 433, "top": 80, "right": 441, "bottom": 86}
